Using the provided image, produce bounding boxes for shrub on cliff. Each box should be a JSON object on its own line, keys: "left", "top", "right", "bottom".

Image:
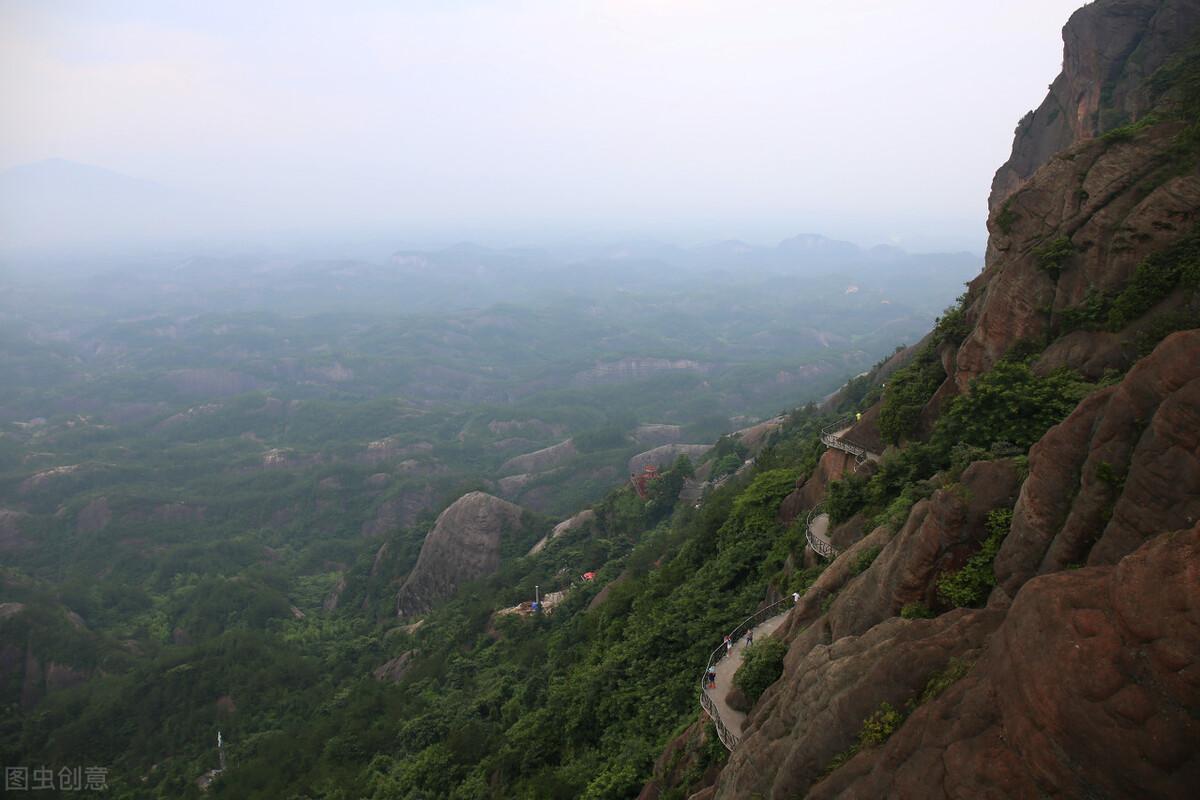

{"left": 878, "top": 348, "right": 945, "bottom": 445}
{"left": 936, "top": 362, "right": 1090, "bottom": 452}
{"left": 732, "top": 637, "right": 788, "bottom": 705}
{"left": 936, "top": 508, "right": 1013, "bottom": 607}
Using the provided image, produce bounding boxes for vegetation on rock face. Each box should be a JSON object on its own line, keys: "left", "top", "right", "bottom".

{"left": 918, "top": 656, "right": 975, "bottom": 705}
{"left": 834, "top": 359, "right": 1091, "bottom": 532}
{"left": 1108, "top": 226, "right": 1200, "bottom": 327}
{"left": 995, "top": 200, "right": 1018, "bottom": 234}
{"left": 1034, "top": 236, "right": 1074, "bottom": 280}
{"left": 931, "top": 295, "right": 972, "bottom": 348}
{"left": 857, "top": 701, "right": 903, "bottom": 747}
{"left": 875, "top": 292, "right": 976, "bottom": 448}
{"left": 936, "top": 508, "right": 1013, "bottom": 608}
{"left": 878, "top": 347, "right": 945, "bottom": 446}
{"left": 935, "top": 363, "right": 1091, "bottom": 453}
{"left": 900, "top": 601, "right": 934, "bottom": 619}
{"left": 850, "top": 546, "right": 882, "bottom": 576}
{"left": 822, "top": 700, "right": 904, "bottom": 777}
{"left": 732, "top": 637, "right": 788, "bottom": 706}
{"left": 655, "top": 722, "right": 728, "bottom": 800}
{"left": 1101, "top": 113, "right": 1161, "bottom": 142}
{"left": 824, "top": 474, "right": 867, "bottom": 525}
{"left": 1059, "top": 225, "right": 1200, "bottom": 339}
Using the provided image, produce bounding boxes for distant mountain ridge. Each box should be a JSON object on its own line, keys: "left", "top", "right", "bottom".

{"left": 0, "top": 158, "right": 200, "bottom": 248}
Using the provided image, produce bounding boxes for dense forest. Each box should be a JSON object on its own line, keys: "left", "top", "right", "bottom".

{"left": 0, "top": 237, "right": 976, "bottom": 797}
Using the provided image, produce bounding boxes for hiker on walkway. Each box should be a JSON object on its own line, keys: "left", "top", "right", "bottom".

{"left": 793, "top": 591, "right": 800, "bottom": 604}
{"left": 745, "top": 630, "right": 753, "bottom": 647}
{"left": 706, "top": 668, "right": 717, "bottom": 689}
{"left": 723, "top": 634, "right": 731, "bottom": 654}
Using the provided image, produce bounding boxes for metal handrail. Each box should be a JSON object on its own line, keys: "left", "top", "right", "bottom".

{"left": 819, "top": 415, "right": 854, "bottom": 439}
{"left": 820, "top": 415, "right": 868, "bottom": 462}
{"left": 805, "top": 504, "right": 839, "bottom": 559}
{"left": 820, "top": 415, "right": 877, "bottom": 468}
{"left": 698, "top": 594, "right": 794, "bottom": 750}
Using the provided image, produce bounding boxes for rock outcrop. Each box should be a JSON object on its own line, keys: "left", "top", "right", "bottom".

{"left": 731, "top": 416, "right": 785, "bottom": 453}
{"left": 0, "top": 509, "right": 31, "bottom": 552}
{"left": 996, "top": 329, "right": 1200, "bottom": 594}
{"left": 638, "top": 719, "right": 723, "bottom": 800}
{"left": 989, "top": 0, "right": 1200, "bottom": 209}
{"left": 719, "top": 607, "right": 1004, "bottom": 799}
{"left": 633, "top": 424, "right": 684, "bottom": 448}
{"left": 372, "top": 649, "right": 418, "bottom": 683}
{"left": 75, "top": 497, "right": 111, "bottom": 534}
{"left": 528, "top": 509, "right": 596, "bottom": 556}
{"left": 670, "top": 4, "right": 1200, "bottom": 798}
{"left": 808, "top": 524, "right": 1200, "bottom": 800}
{"left": 628, "top": 444, "right": 713, "bottom": 475}
{"left": 395, "top": 492, "right": 528, "bottom": 617}
{"left": 499, "top": 439, "right": 577, "bottom": 476}
{"left": 778, "top": 448, "right": 858, "bottom": 526}
{"left": 957, "top": 119, "right": 1200, "bottom": 391}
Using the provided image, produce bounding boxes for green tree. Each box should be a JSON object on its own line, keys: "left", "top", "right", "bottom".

{"left": 732, "top": 637, "right": 788, "bottom": 705}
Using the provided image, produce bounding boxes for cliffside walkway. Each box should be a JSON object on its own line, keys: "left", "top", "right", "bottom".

{"left": 805, "top": 505, "right": 838, "bottom": 559}
{"left": 820, "top": 417, "right": 881, "bottom": 468}
{"left": 805, "top": 417, "right": 880, "bottom": 559}
{"left": 699, "top": 597, "right": 794, "bottom": 750}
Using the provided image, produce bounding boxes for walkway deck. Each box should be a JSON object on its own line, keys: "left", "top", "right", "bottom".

{"left": 806, "top": 510, "right": 836, "bottom": 558}
{"left": 700, "top": 605, "right": 792, "bottom": 749}
{"left": 820, "top": 418, "right": 881, "bottom": 467}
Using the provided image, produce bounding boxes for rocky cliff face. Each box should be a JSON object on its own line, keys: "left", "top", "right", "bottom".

{"left": 989, "top": 0, "right": 1200, "bottom": 210}
{"left": 670, "top": 3, "right": 1200, "bottom": 798}
{"left": 807, "top": 521, "right": 1200, "bottom": 799}
{"left": 710, "top": 331, "right": 1200, "bottom": 798}
{"left": 395, "top": 492, "right": 529, "bottom": 617}
{"left": 954, "top": 0, "right": 1200, "bottom": 399}
{"left": 958, "top": 118, "right": 1199, "bottom": 390}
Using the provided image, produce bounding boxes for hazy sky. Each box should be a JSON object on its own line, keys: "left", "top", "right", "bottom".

{"left": 1, "top": 0, "right": 1085, "bottom": 251}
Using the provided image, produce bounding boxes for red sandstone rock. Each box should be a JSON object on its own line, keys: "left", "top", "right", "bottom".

{"left": 807, "top": 524, "right": 1200, "bottom": 800}
{"left": 997, "top": 330, "right": 1200, "bottom": 596}
{"left": 778, "top": 449, "right": 857, "bottom": 526}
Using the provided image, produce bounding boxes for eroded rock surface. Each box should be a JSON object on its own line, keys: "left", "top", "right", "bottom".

{"left": 808, "top": 524, "right": 1200, "bottom": 800}
{"left": 499, "top": 439, "right": 577, "bottom": 476}
{"left": 628, "top": 444, "right": 713, "bottom": 475}
{"left": 372, "top": 649, "right": 418, "bottom": 683}
{"left": 395, "top": 492, "right": 528, "bottom": 617}
{"left": 528, "top": 508, "right": 596, "bottom": 556}
{"left": 718, "top": 609, "right": 1002, "bottom": 799}
{"left": 997, "top": 330, "right": 1200, "bottom": 596}
{"left": 989, "top": 0, "right": 1200, "bottom": 209}
{"left": 778, "top": 449, "right": 858, "bottom": 526}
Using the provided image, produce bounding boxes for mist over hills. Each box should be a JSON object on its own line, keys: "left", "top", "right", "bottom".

{"left": 0, "top": 157, "right": 980, "bottom": 270}
{"left": 0, "top": 159, "right": 208, "bottom": 250}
